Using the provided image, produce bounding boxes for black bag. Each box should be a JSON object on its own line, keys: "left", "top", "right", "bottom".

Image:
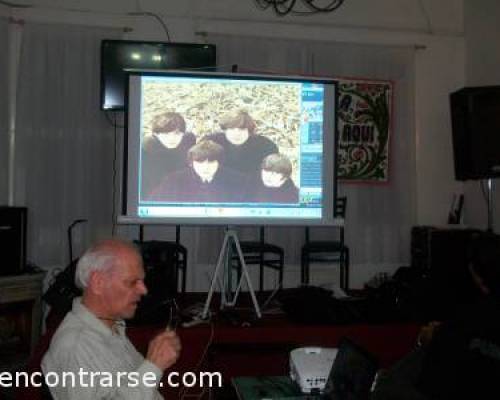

{"left": 43, "top": 259, "right": 81, "bottom": 315}
{"left": 129, "top": 241, "right": 179, "bottom": 325}
{"left": 279, "top": 286, "right": 365, "bottom": 325}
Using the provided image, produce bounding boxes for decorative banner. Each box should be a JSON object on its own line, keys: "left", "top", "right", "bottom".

{"left": 337, "top": 78, "right": 393, "bottom": 183}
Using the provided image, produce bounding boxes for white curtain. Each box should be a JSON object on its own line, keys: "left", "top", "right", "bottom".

{"left": 10, "top": 24, "right": 416, "bottom": 287}
{"left": 207, "top": 34, "right": 417, "bottom": 272}
{"left": 0, "top": 18, "right": 8, "bottom": 205}
{"left": 14, "top": 23, "right": 121, "bottom": 267}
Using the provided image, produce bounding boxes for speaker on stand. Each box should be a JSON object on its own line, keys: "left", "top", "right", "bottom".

{"left": 0, "top": 206, "right": 27, "bottom": 276}
{"left": 450, "top": 86, "right": 500, "bottom": 231}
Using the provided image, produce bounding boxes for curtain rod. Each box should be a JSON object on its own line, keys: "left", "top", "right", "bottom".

{"left": 195, "top": 31, "right": 428, "bottom": 50}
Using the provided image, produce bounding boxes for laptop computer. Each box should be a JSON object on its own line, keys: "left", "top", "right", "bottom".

{"left": 323, "top": 337, "right": 379, "bottom": 400}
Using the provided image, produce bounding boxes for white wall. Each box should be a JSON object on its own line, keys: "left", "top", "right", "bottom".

{"left": 415, "top": 37, "right": 465, "bottom": 226}
{"left": 7, "top": 0, "right": 463, "bottom": 34}
{"left": 465, "top": 0, "right": 500, "bottom": 85}
{"left": 462, "top": 0, "right": 500, "bottom": 232}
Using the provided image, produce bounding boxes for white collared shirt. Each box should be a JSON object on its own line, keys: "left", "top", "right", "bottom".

{"left": 41, "top": 298, "right": 163, "bottom": 400}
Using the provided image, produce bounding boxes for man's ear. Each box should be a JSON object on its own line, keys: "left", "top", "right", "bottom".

{"left": 87, "top": 270, "right": 106, "bottom": 295}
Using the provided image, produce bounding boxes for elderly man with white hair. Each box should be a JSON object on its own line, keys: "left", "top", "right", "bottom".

{"left": 41, "top": 239, "right": 181, "bottom": 400}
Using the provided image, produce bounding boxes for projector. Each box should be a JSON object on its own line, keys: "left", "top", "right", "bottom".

{"left": 289, "top": 347, "right": 338, "bottom": 393}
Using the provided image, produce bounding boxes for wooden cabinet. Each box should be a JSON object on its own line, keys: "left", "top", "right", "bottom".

{"left": 0, "top": 272, "right": 45, "bottom": 354}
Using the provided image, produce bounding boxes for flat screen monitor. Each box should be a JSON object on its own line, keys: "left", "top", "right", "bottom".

{"left": 120, "top": 70, "right": 338, "bottom": 226}
{"left": 100, "top": 40, "right": 216, "bottom": 110}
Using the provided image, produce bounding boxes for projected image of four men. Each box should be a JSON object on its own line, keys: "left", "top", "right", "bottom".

{"left": 140, "top": 80, "right": 302, "bottom": 205}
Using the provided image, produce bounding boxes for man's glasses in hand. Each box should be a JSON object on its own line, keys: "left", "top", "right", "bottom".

{"left": 167, "top": 299, "right": 180, "bottom": 331}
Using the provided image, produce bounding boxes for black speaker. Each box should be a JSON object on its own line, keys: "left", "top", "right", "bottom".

{"left": 450, "top": 86, "right": 500, "bottom": 180}
{"left": 0, "top": 206, "right": 27, "bottom": 276}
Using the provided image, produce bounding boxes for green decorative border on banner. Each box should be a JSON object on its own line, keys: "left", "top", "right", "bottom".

{"left": 337, "top": 78, "right": 393, "bottom": 182}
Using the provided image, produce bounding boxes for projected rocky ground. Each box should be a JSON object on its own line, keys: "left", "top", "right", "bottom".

{"left": 142, "top": 81, "right": 302, "bottom": 178}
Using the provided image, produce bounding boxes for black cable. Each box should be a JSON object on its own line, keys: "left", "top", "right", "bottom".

{"left": 304, "top": 0, "right": 344, "bottom": 11}
{"left": 111, "top": 113, "right": 119, "bottom": 236}
{"left": 253, "top": 0, "right": 345, "bottom": 16}
{"left": 178, "top": 321, "right": 215, "bottom": 400}
{"left": 104, "top": 110, "right": 124, "bottom": 129}
{"left": 129, "top": 11, "right": 171, "bottom": 42}
{"left": 147, "top": 12, "right": 171, "bottom": 42}
{"left": 274, "top": 0, "right": 298, "bottom": 16}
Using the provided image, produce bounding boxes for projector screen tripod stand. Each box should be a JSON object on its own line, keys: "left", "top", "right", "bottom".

{"left": 202, "top": 227, "right": 262, "bottom": 319}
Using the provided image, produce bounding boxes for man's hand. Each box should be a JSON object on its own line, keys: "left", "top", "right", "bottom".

{"left": 146, "top": 330, "right": 181, "bottom": 371}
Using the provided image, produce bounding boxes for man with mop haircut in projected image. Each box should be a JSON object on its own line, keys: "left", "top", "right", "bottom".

{"left": 148, "top": 139, "right": 244, "bottom": 203}
{"left": 207, "top": 109, "right": 278, "bottom": 182}
{"left": 251, "top": 153, "right": 299, "bottom": 204}
{"left": 41, "top": 239, "right": 181, "bottom": 399}
{"left": 141, "top": 111, "right": 196, "bottom": 198}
